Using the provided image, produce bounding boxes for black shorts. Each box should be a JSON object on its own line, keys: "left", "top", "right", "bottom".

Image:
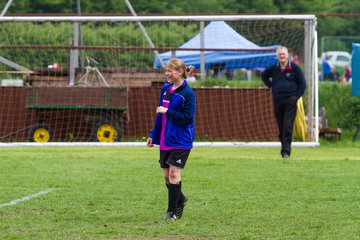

{"left": 159, "top": 149, "right": 191, "bottom": 169}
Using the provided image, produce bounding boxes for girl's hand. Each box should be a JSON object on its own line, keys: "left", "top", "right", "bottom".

{"left": 156, "top": 106, "right": 168, "bottom": 114}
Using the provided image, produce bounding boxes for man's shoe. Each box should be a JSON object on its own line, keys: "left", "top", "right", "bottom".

{"left": 175, "top": 197, "right": 188, "bottom": 219}
{"left": 162, "top": 211, "right": 177, "bottom": 221}
{"left": 282, "top": 153, "right": 290, "bottom": 158}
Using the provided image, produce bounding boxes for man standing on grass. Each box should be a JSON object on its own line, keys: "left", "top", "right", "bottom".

{"left": 261, "top": 46, "right": 306, "bottom": 158}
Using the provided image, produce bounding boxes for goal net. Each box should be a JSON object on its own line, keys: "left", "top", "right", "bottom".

{"left": 0, "top": 15, "right": 318, "bottom": 146}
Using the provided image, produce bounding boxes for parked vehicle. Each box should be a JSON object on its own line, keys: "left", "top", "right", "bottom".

{"left": 319, "top": 51, "right": 351, "bottom": 67}
{"left": 25, "top": 87, "right": 128, "bottom": 143}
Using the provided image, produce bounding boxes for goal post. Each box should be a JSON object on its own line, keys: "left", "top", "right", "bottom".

{"left": 0, "top": 15, "right": 318, "bottom": 146}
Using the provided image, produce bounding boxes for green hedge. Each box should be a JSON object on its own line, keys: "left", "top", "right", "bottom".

{"left": 319, "top": 82, "right": 360, "bottom": 130}
{"left": 0, "top": 22, "right": 198, "bottom": 69}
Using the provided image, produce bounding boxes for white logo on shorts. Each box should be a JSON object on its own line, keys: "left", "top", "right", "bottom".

{"left": 176, "top": 159, "right": 182, "bottom": 164}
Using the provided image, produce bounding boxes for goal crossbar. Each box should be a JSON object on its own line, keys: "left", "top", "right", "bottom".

{"left": 0, "top": 15, "right": 316, "bottom": 22}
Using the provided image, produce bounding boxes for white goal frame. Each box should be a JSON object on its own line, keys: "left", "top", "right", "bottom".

{"left": 0, "top": 15, "right": 318, "bottom": 147}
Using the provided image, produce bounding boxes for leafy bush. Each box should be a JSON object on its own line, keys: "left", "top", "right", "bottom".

{"left": 319, "top": 82, "right": 360, "bottom": 130}
{"left": 189, "top": 76, "right": 264, "bottom": 88}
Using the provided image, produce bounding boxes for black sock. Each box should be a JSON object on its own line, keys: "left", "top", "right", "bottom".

{"left": 177, "top": 181, "right": 186, "bottom": 204}
{"left": 168, "top": 183, "right": 181, "bottom": 213}
{"left": 166, "top": 182, "right": 185, "bottom": 204}
{"left": 165, "top": 183, "right": 170, "bottom": 212}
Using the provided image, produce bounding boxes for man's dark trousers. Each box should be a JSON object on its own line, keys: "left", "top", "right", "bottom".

{"left": 273, "top": 96, "right": 298, "bottom": 156}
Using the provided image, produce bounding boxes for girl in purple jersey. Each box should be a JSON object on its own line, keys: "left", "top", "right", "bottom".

{"left": 147, "top": 58, "right": 196, "bottom": 220}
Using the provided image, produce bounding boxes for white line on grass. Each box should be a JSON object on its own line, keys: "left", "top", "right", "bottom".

{"left": 0, "top": 188, "right": 54, "bottom": 208}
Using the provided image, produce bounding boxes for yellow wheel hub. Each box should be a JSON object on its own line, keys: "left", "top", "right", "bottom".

{"left": 97, "top": 124, "right": 117, "bottom": 142}
{"left": 33, "top": 128, "right": 51, "bottom": 143}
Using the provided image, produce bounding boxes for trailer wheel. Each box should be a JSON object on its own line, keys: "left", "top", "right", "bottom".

{"left": 29, "top": 125, "right": 53, "bottom": 143}
{"left": 93, "top": 120, "right": 121, "bottom": 142}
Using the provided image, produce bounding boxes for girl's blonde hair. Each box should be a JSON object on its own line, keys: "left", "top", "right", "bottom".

{"left": 166, "top": 58, "right": 194, "bottom": 79}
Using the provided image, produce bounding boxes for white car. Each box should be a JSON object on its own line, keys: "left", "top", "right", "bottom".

{"left": 319, "top": 51, "right": 351, "bottom": 67}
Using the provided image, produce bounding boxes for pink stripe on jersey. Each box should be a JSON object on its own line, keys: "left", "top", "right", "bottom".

{"left": 160, "top": 87, "right": 175, "bottom": 151}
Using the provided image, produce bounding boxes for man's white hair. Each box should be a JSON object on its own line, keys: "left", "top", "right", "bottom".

{"left": 276, "top": 46, "right": 288, "bottom": 55}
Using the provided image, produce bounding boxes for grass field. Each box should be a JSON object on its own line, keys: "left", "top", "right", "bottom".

{"left": 1, "top": 144, "right": 360, "bottom": 240}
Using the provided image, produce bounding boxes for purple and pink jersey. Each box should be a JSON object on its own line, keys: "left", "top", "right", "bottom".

{"left": 160, "top": 82, "right": 190, "bottom": 151}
